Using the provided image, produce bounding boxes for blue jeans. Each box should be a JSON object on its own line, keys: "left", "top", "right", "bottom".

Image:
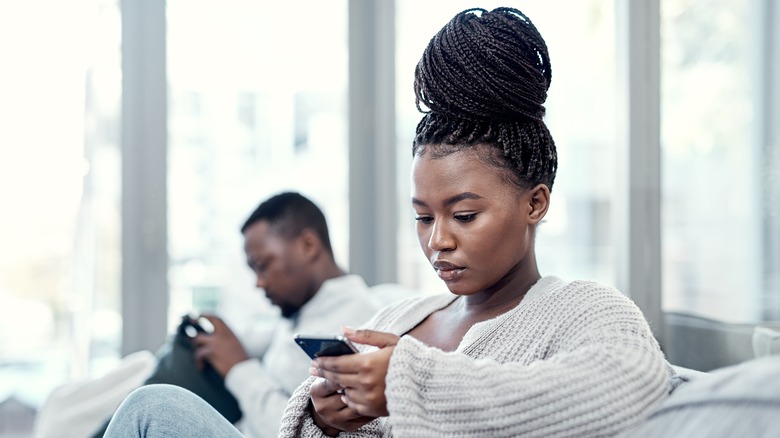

{"left": 104, "top": 384, "right": 244, "bottom": 437}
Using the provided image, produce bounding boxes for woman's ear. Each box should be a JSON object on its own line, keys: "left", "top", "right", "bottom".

{"left": 527, "top": 184, "right": 550, "bottom": 225}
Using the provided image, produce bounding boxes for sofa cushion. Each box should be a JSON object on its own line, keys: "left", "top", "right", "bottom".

{"left": 618, "top": 355, "right": 780, "bottom": 437}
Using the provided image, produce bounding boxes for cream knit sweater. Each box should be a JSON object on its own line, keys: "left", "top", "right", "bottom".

{"left": 278, "top": 276, "right": 672, "bottom": 437}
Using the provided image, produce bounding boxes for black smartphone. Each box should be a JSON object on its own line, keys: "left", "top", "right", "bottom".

{"left": 294, "top": 334, "right": 358, "bottom": 359}
{"left": 181, "top": 314, "right": 215, "bottom": 338}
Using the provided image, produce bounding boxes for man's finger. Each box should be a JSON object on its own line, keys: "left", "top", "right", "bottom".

{"left": 192, "top": 333, "right": 211, "bottom": 347}
{"left": 198, "top": 314, "right": 223, "bottom": 332}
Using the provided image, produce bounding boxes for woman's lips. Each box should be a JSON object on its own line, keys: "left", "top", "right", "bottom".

{"left": 432, "top": 260, "right": 465, "bottom": 281}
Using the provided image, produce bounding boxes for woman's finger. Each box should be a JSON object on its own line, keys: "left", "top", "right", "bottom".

{"left": 310, "top": 376, "right": 343, "bottom": 396}
{"left": 342, "top": 327, "right": 400, "bottom": 348}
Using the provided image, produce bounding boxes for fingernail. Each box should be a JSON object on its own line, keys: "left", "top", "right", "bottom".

{"left": 342, "top": 326, "right": 355, "bottom": 335}
{"left": 309, "top": 367, "right": 318, "bottom": 376}
{"left": 341, "top": 395, "right": 348, "bottom": 404}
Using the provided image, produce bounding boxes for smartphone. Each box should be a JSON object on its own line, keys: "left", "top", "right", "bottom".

{"left": 294, "top": 334, "right": 358, "bottom": 359}
{"left": 181, "top": 314, "right": 215, "bottom": 338}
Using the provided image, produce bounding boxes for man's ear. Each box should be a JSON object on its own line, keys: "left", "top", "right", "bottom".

{"left": 526, "top": 184, "right": 550, "bottom": 225}
{"left": 297, "top": 228, "right": 323, "bottom": 261}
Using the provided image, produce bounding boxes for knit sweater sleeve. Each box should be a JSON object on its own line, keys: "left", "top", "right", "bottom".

{"left": 383, "top": 283, "right": 670, "bottom": 437}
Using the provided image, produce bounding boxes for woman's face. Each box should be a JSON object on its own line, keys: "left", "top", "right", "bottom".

{"left": 411, "top": 146, "right": 540, "bottom": 296}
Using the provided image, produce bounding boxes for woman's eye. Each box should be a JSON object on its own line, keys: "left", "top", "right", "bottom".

{"left": 415, "top": 216, "right": 434, "bottom": 225}
{"left": 454, "top": 213, "right": 476, "bottom": 222}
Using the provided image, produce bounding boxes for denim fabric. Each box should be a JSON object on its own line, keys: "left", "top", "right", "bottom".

{"left": 618, "top": 356, "right": 780, "bottom": 437}
{"left": 103, "top": 384, "right": 244, "bottom": 437}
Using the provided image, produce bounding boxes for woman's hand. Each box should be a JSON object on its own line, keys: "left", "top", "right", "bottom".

{"left": 309, "top": 377, "right": 375, "bottom": 435}
{"left": 311, "top": 328, "right": 400, "bottom": 418}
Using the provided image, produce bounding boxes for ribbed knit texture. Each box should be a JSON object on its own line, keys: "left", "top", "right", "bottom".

{"left": 278, "top": 276, "right": 672, "bottom": 437}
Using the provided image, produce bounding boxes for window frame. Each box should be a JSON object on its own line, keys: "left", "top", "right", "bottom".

{"left": 120, "top": 0, "right": 779, "bottom": 371}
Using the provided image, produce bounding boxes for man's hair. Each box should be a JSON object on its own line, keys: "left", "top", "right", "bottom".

{"left": 412, "top": 7, "right": 557, "bottom": 192}
{"left": 241, "top": 192, "right": 334, "bottom": 256}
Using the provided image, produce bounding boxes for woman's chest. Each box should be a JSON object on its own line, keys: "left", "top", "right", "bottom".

{"left": 404, "top": 302, "right": 520, "bottom": 353}
{"left": 403, "top": 305, "right": 566, "bottom": 363}
{"left": 406, "top": 310, "right": 475, "bottom": 352}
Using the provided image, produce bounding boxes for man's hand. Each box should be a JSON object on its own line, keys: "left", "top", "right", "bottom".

{"left": 311, "top": 328, "right": 399, "bottom": 418}
{"left": 192, "top": 314, "right": 250, "bottom": 377}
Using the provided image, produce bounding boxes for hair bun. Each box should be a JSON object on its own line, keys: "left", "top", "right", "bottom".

{"left": 414, "top": 7, "right": 552, "bottom": 123}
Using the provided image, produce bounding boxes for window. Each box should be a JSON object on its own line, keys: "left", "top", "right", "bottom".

{"left": 166, "top": 0, "right": 349, "bottom": 333}
{"left": 0, "top": 0, "right": 122, "bottom": 411}
{"left": 661, "top": 0, "right": 779, "bottom": 323}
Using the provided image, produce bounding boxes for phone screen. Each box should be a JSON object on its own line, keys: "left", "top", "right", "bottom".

{"left": 294, "top": 335, "right": 358, "bottom": 359}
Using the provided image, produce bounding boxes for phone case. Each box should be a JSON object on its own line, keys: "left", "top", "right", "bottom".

{"left": 294, "top": 334, "right": 358, "bottom": 359}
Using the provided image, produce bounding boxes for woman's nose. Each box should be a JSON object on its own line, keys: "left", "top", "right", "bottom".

{"left": 428, "top": 220, "right": 456, "bottom": 251}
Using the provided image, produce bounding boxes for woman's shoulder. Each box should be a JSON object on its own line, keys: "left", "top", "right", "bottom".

{"left": 534, "top": 275, "right": 618, "bottom": 291}
{"left": 532, "top": 276, "right": 639, "bottom": 312}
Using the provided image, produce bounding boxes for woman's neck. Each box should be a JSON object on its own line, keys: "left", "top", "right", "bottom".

{"left": 460, "top": 261, "right": 541, "bottom": 317}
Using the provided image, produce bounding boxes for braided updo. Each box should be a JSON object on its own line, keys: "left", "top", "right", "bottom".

{"left": 413, "top": 7, "right": 557, "bottom": 191}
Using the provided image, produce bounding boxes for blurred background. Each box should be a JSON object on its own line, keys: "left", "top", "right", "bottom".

{"left": 1, "top": 0, "right": 778, "bottom": 436}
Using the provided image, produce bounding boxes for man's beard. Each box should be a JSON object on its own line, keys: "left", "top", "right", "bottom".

{"left": 279, "top": 303, "right": 300, "bottom": 320}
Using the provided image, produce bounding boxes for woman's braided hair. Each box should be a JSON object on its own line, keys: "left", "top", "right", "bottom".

{"left": 413, "top": 7, "right": 557, "bottom": 191}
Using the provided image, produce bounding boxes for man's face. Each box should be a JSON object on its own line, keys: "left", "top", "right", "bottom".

{"left": 243, "top": 221, "right": 313, "bottom": 318}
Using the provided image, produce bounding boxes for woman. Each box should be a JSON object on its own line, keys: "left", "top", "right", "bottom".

{"left": 278, "top": 6, "right": 671, "bottom": 438}
{"left": 103, "top": 7, "right": 672, "bottom": 438}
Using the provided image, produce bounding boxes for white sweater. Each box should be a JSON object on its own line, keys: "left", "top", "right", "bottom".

{"left": 278, "top": 276, "right": 672, "bottom": 437}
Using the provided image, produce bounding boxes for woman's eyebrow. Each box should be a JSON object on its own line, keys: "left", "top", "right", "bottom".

{"left": 411, "top": 192, "right": 483, "bottom": 208}
{"left": 443, "top": 192, "right": 483, "bottom": 206}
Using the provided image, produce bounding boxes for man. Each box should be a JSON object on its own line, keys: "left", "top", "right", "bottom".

{"left": 181, "top": 192, "right": 380, "bottom": 437}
